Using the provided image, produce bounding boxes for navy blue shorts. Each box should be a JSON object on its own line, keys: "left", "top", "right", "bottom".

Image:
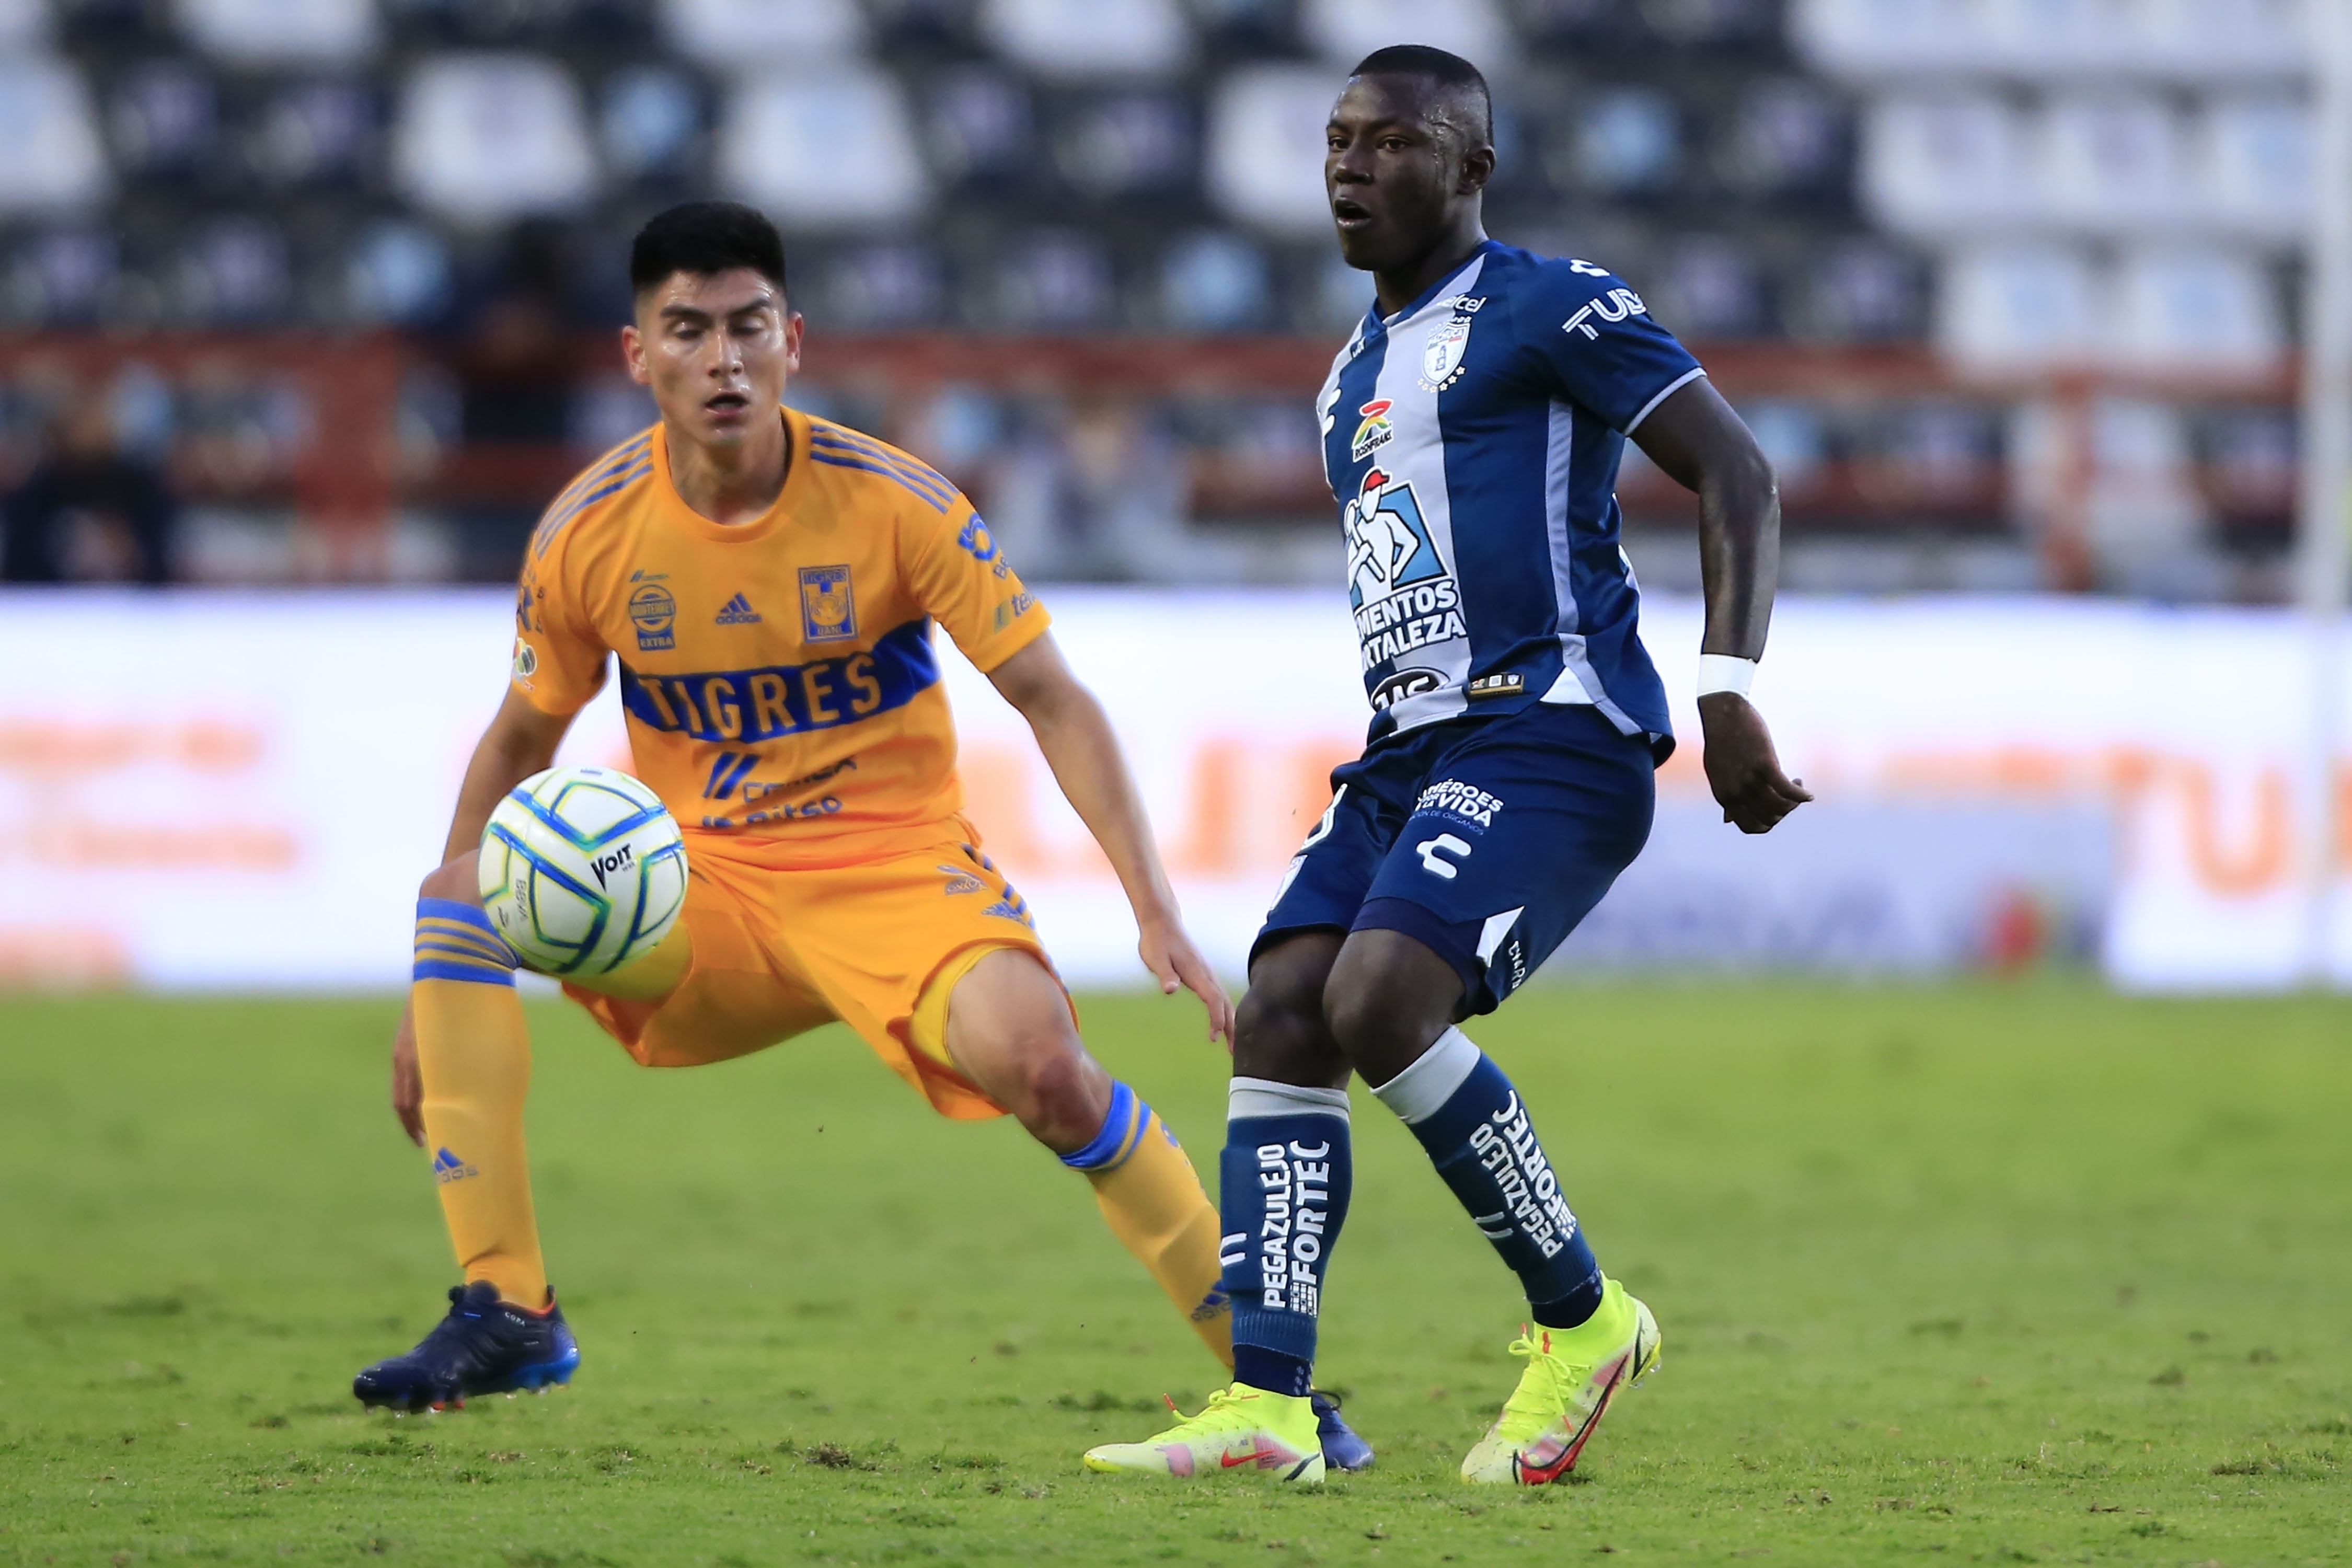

{"left": 1254, "top": 703, "right": 1656, "bottom": 1014}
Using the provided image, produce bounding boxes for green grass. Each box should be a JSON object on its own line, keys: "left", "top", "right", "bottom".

{"left": 1, "top": 983, "right": 2348, "bottom": 1566}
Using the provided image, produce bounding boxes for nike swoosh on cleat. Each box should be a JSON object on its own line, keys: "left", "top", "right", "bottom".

{"left": 1221, "top": 1447, "right": 1264, "bottom": 1468}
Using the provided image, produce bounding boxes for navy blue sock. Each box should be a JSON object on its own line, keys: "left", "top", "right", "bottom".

{"left": 1218, "top": 1077, "right": 1352, "bottom": 1400}
{"left": 1371, "top": 1028, "right": 1604, "bottom": 1328}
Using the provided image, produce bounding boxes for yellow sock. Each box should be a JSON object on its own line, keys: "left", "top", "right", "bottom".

{"left": 1063, "top": 1082, "right": 1235, "bottom": 1371}
{"left": 412, "top": 898, "right": 546, "bottom": 1308}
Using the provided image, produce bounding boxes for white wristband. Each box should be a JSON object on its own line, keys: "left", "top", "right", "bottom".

{"left": 1697, "top": 654, "right": 1756, "bottom": 699}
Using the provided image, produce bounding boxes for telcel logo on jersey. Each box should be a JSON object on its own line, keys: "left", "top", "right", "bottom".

{"left": 799, "top": 565, "right": 856, "bottom": 642}
{"left": 1348, "top": 399, "right": 1394, "bottom": 462}
{"left": 629, "top": 581, "right": 677, "bottom": 651}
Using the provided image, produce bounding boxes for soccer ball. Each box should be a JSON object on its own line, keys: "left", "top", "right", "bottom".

{"left": 478, "top": 765, "right": 688, "bottom": 977}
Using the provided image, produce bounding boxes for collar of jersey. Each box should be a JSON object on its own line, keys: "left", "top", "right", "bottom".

{"left": 652, "top": 405, "right": 811, "bottom": 545}
{"left": 1366, "top": 238, "right": 1502, "bottom": 340}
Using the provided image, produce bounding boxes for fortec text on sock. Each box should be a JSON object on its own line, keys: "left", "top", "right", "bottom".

{"left": 1471, "top": 1092, "right": 1577, "bottom": 1260}
{"left": 1256, "top": 1140, "right": 1333, "bottom": 1315}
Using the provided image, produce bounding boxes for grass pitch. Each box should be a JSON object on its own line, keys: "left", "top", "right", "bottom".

{"left": 1, "top": 982, "right": 2347, "bottom": 1567}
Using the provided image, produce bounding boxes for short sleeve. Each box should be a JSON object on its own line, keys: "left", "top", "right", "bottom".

{"left": 1518, "top": 259, "right": 1706, "bottom": 435}
{"left": 510, "top": 546, "right": 607, "bottom": 715}
{"left": 904, "top": 498, "right": 1051, "bottom": 674}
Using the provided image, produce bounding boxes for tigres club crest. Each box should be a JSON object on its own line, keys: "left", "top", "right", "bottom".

{"left": 798, "top": 564, "right": 857, "bottom": 642}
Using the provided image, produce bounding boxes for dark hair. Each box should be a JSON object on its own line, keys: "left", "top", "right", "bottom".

{"left": 1349, "top": 44, "right": 1493, "bottom": 144}
{"left": 629, "top": 201, "right": 787, "bottom": 295}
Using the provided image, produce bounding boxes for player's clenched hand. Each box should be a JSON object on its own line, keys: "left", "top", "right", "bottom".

{"left": 1698, "top": 691, "right": 1813, "bottom": 834}
{"left": 1139, "top": 915, "right": 1236, "bottom": 1046}
{"left": 390, "top": 999, "right": 426, "bottom": 1147}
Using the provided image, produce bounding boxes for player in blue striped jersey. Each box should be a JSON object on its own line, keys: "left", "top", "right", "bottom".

{"left": 1087, "top": 45, "right": 1811, "bottom": 1486}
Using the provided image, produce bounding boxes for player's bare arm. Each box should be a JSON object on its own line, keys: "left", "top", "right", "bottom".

{"left": 390, "top": 690, "right": 577, "bottom": 1146}
{"left": 985, "top": 631, "right": 1235, "bottom": 1043}
{"left": 1629, "top": 379, "right": 1814, "bottom": 836}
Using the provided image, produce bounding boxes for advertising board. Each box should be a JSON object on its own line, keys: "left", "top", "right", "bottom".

{"left": 0, "top": 590, "right": 2329, "bottom": 990}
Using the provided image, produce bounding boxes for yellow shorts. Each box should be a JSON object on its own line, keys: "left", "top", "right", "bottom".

{"left": 562, "top": 816, "right": 1062, "bottom": 1121}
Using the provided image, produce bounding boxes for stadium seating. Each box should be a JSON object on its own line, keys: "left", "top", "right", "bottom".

{"left": 718, "top": 68, "right": 929, "bottom": 228}
{"left": 391, "top": 55, "right": 597, "bottom": 224}
{"left": 0, "top": 55, "right": 109, "bottom": 214}
{"left": 0, "top": 0, "right": 2308, "bottom": 594}
{"left": 176, "top": 0, "right": 377, "bottom": 66}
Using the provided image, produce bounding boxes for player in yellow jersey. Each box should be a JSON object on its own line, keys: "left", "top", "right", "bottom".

{"left": 351, "top": 203, "right": 1371, "bottom": 1468}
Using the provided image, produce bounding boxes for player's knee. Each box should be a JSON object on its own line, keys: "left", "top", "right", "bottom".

{"left": 417, "top": 854, "right": 482, "bottom": 907}
{"left": 1321, "top": 980, "right": 1412, "bottom": 1063}
{"left": 1321, "top": 935, "right": 1460, "bottom": 1081}
{"left": 1006, "top": 1039, "right": 1106, "bottom": 1150}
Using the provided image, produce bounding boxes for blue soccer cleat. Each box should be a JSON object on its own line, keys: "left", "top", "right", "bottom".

{"left": 352, "top": 1282, "right": 580, "bottom": 1411}
{"left": 1313, "top": 1389, "right": 1375, "bottom": 1472}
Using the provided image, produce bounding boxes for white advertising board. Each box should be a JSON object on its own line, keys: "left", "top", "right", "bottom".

{"left": 0, "top": 589, "right": 2335, "bottom": 991}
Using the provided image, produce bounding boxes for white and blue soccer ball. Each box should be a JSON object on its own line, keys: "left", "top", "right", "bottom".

{"left": 478, "top": 765, "right": 688, "bottom": 977}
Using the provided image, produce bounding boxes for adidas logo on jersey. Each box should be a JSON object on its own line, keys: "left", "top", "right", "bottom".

{"left": 715, "top": 593, "right": 762, "bottom": 625}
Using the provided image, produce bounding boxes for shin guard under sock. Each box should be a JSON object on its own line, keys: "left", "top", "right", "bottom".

{"left": 1062, "top": 1081, "right": 1235, "bottom": 1369}
{"left": 1372, "top": 1027, "right": 1605, "bottom": 1329}
{"left": 411, "top": 898, "right": 547, "bottom": 1308}
{"left": 1217, "top": 1078, "right": 1352, "bottom": 1398}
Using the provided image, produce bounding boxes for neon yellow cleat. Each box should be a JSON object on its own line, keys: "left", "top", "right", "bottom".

{"left": 1082, "top": 1383, "right": 1325, "bottom": 1483}
{"left": 1460, "top": 1278, "right": 1661, "bottom": 1485}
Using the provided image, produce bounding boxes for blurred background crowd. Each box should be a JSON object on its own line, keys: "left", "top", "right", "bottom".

{"left": 0, "top": 0, "right": 2312, "bottom": 596}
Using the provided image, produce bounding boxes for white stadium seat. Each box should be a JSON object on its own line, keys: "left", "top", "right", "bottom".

{"left": 719, "top": 68, "right": 928, "bottom": 228}
{"left": 1790, "top": 0, "right": 1989, "bottom": 77}
{"left": 1858, "top": 92, "right": 2022, "bottom": 236}
{"left": 176, "top": 0, "right": 377, "bottom": 66}
{"left": 977, "top": 0, "right": 1193, "bottom": 78}
{"left": 0, "top": 55, "right": 109, "bottom": 214}
{"left": 1935, "top": 244, "right": 2099, "bottom": 368}
{"left": 0, "top": 0, "right": 45, "bottom": 47}
{"left": 1798, "top": 0, "right": 2308, "bottom": 78}
{"left": 1297, "top": 0, "right": 1508, "bottom": 70}
{"left": 2030, "top": 92, "right": 2184, "bottom": 234}
{"left": 2136, "top": 0, "right": 2305, "bottom": 77}
{"left": 391, "top": 55, "right": 597, "bottom": 225}
{"left": 2108, "top": 247, "right": 2284, "bottom": 371}
{"left": 660, "top": 0, "right": 866, "bottom": 67}
{"left": 1205, "top": 65, "right": 1338, "bottom": 234}
{"left": 2189, "top": 95, "right": 2308, "bottom": 242}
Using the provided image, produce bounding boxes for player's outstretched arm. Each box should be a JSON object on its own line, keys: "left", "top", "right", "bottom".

{"left": 984, "top": 632, "right": 1236, "bottom": 1044}
{"left": 1630, "top": 377, "right": 1814, "bottom": 836}
{"left": 390, "top": 689, "right": 578, "bottom": 1145}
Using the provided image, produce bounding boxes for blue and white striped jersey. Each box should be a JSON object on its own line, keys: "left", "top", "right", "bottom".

{"left": 1317, "top": 239, "right": 1703, "bottom": 756}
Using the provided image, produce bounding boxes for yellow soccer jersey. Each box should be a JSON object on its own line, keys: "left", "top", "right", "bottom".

{"left": 509, "top": 407, "right": 1049, "bottom": 850}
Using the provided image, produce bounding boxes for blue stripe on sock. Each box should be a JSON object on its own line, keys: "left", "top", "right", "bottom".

{"left": 1059, "top": 1080, "right": 1140, "bottom": 1170}
{"left": 419, "top": 897, "right": 501, "bottom": 939}
{"left": 413, "top": 958, "right": 517, "bottom": 986}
